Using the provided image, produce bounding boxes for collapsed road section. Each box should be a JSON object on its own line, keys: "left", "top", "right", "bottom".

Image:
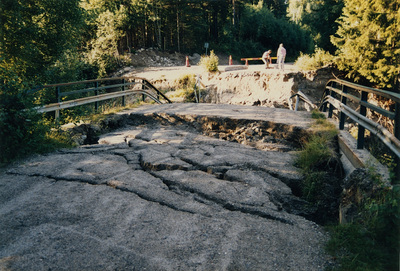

{"left": 0, "top": 104, "right": 331, "bottom": 270}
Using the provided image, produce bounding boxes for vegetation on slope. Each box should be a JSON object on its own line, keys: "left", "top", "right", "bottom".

{"left": 296, "top": 110, "right": 399, "bottom": 271}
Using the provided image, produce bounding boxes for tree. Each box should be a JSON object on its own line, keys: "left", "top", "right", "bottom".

{"left": 238, "top": 1, "right": 313, "bottom": 57}
{"left": 0, "top": 0, "right": 85, "bottom": 82}
{"left": 85, "top": 9, "right": 126, "bottom": 77}
{"left": 331, "top": 0, "right": 400, "bottom": 89}
{"left": 0, "top": 0, "right": 86, "bottom": 162}
{"left": 288, "top": 0, "right": 344, "bottom": 52}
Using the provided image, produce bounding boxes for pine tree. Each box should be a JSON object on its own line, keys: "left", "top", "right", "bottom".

{"left": 86, "top": 9, "right": 126, "bottom": 77}
{"left": 331, "top": 0, "right": 400, "bottom": 89}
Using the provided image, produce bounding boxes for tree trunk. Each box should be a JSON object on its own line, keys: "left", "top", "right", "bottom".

{"left": 177, "top": 7, "right": 180, "bottom": 52}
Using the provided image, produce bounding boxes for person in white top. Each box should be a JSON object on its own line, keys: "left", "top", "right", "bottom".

{"left": 262, "top": 50, "right": 272, "bottom": 69}
{"left": 277, "top": 43, "right": 286, "bottom": 70}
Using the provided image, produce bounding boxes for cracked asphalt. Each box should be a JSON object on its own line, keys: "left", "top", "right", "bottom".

{"left": 0, "top": 104, "right": 329, "bottom": 270}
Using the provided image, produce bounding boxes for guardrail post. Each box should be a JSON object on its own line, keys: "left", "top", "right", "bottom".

{"left": 328, "top": 82, "right": 335, "bottom": 118}
{"left": 394, "top": 102, "right": 400, "bottom": 183}
{"left": 321, "top": 82, "right": 329, "bottom": 112}
{"left": 339, "top": 85, "right": 348, "bottom": 130}
{"left": 294, "top": 95, "right": 300, "bottom": 111}
{"left": 55, "top": 86, "right": 60, "bottom": 120}
{"left": 122, "top": 78, "right": 126, "bottom": 107}
{"left": 142, "top": 80, "right": 146, "bottom": 102}
{"left": 95, "top": 81, "right": 99, "bottom": 112}
{"left": 357, "top": 91, "right": 368, "bottom": 149}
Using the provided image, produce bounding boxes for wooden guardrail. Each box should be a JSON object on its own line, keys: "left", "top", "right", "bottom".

{"left": 31, "top": 77, "right": 171, "bottom": 119}
{"left": 319, "top": 78, "right": 400, "bottom": 182}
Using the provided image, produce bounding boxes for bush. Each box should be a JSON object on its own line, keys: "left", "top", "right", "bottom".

{"left": 199, "top": 50, "right": 219, "bottom": 72}
{"left": 174, "top": 74, "right": 196, "bottom": 89}
{"left": 326, "top": 182, "right": 399, "bottom": 271}
{"left": 167, "top": 74, "right": 204, "bottom": 103}
{"left": 0, "top": 62, "right": 73, "bottom": 164}
{"left": 295, "top": 48, "right": 335, "bottom": 70}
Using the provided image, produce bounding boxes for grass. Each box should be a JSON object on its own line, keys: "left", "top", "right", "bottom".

{"left": 326, "top": 181, "right": 399, "bottom": 271}
{"left": 295, "top": 109, "right": 342, "bottom": 224}
{"left": 297, "top": 109, "right": 338, "bottom": 175}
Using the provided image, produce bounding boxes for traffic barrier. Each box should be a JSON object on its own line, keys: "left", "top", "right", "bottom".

{"left": 186, "top": 56, "right": 191, "bottom": 67}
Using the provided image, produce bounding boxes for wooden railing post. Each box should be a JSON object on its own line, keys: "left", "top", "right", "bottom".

{"left": 142, "top": 80, "right": 146, "bottom": 102}
{"left": 328, "top": 81, "right": 335, "bottom": 118}
{"left": 122, "top": 78, "right": 126, "bottom": 107}
{"left": 55, "top": 86, "right": 61, "bottom": 120}
{"left": 339, "top": 85, "right": 348, "bottom": 130}
{"left": 95, "top": 81, "right": 99, "bottom": 112}
{"left": 394, "top": 102, "right": 400, "bottom": 183}
{"left": 357, "top": 91, "right": 368, "bottom": 149}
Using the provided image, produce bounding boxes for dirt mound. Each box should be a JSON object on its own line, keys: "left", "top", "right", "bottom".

{"left": 130, "top": 48, "right": 187, "bottom": 67}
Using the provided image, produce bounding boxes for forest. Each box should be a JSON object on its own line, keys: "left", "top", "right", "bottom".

{"left": 1, "top": 0, "right": 399, "bottom": 87}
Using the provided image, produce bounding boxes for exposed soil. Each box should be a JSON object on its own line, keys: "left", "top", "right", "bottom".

{"left": 113, "top": 48, "right": 334, "bottom": 110}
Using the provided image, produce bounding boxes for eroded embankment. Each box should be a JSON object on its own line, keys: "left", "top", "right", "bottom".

{"left": 148, "top": 66, "right": 334, "bottom": 108}
{"left": 204, "top": 68, "right": 333, "bottom": 108}
{"left": 70, "top": 105, "right": 312, "bottom": 153}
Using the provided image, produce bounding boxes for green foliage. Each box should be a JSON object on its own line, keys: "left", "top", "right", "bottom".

{"left": 85, "top": 8, "right": 129, "bottom": 77}
{"left": 311, "top": 109, "right": 327, "bottom": 119}
{"left": 199, "top": 51, "right": 219, "bottom": 72}
{"left": 238, "top": 2, "right": 314, "bottom": 59}
{"left": 169, "top": 74, "right": 201, "bottom": 103}
{"left": 0, "top": 63, "right": 73, "bottom": 164}
{"left": 288, "top": 0, "right": 344, "bottom": 52}
{"left": 326, "top": 184, "right": 399, "bottom": 271}
{"left": 174, "top": 74, "right": 196, "bottom": 89}
{"left": 0, "top": 0, "right": 85, "bottom": 82}
{"left": 46, "top": 50, "right": 99, "bottom": 84}
{"left": 331, "top": 0, "right": 400, "bottom": 89}
{"left": 295, "top": 48, "right": 335, "bottom": 70}
{"left": 295, "top": 111, "right": 341, "bottom": 222}
{"left": 296, "top": 134, "right": 336, "bottom": 175}
{"left": 310, "top": 109, "right": 338, "bottom": 139}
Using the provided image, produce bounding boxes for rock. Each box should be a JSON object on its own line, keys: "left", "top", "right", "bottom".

{"left": 224, "top": 65, "right": 248, "bottom": 72}
{"left": 339, "top": 168, "right": 381, "bottom": 224}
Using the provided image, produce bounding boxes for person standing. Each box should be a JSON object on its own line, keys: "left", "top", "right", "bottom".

{"left": 277, "top": 43, "right": 286, "bottom": 70}
{"left": 262, "top": 50, "right": 272, "bottom": 69}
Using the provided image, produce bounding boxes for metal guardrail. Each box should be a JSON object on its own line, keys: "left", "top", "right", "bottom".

{"left": 319, "top": 77, "right": 400, "bottom": 181}
{"left": 32, "top": 77, "right": 172, "bottom": 119}
{"left": 193, "top": 74, "right": 208, "bottom": 103}
{"left": 289, "top": 90, "right": 317, "bottom": 111}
